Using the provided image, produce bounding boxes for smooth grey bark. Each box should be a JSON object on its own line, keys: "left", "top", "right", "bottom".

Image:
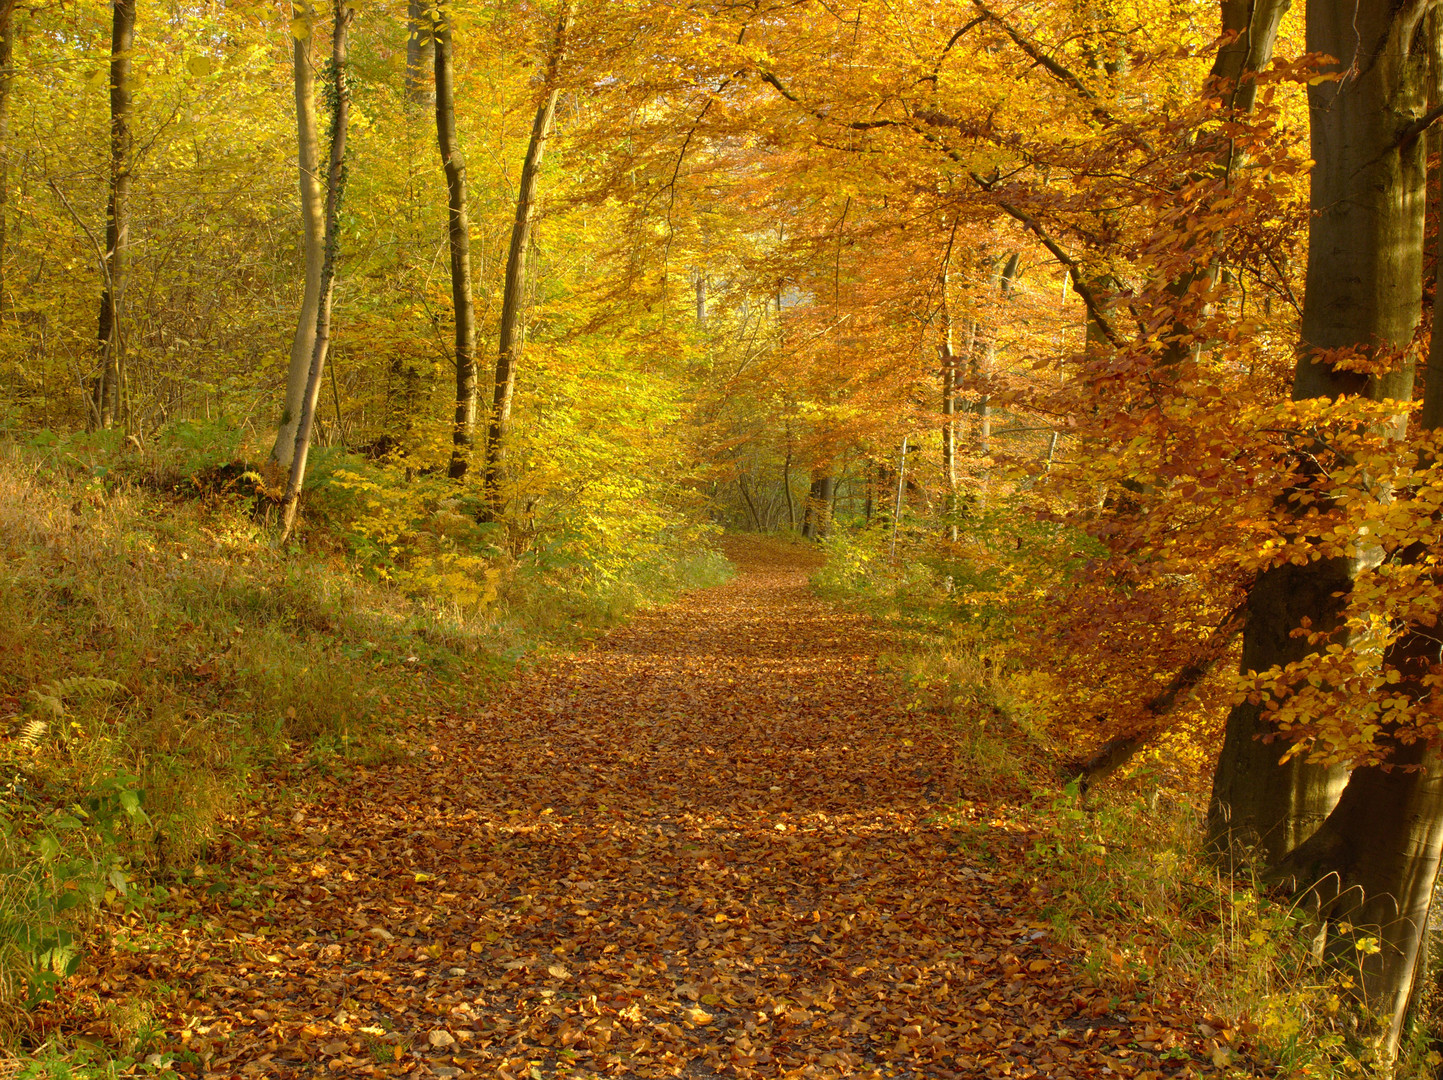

{"left": 483, "top": 1, "right": 570, "bottom": 518}
{"left": 433, "top": 1, "right": 478, "bottom": 481}
{"left": 92, "top": 0, "right": 134, "bottom": 430}
{"left": 1207, "top": 0, "right": 1431, "bottom": 866}
{"left": 1258, "top": 26, "right": 1443, "bottom": 1056}
{"left": 695, "top": 272, "right": 707, "bottom": 326}
{"left": 279, "top": 0, "right": 352, "bottom": 543}
{"left": 273, "top": 24, "right": 326, "bottom": 468}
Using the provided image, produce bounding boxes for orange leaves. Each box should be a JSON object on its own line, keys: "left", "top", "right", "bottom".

{"left": 40, "top": 540, "right": 1239, "bottom": 1077}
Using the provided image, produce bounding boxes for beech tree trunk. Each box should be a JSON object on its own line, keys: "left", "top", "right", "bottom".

{"left": 92, "top": 0, "right": 134, "bottom": 430}
{"left": 279, "top": 0, "right": 352, "bottom": 542}
{"left": 404, "top": 0, "right": 432, "bottom": 108}
{"left": 1258, "top": 24, "right": 1443, "bottom": 1052}
{"left": 972, "top": 254, "right": 1017, "bottom": 498}
{"left": 433, "top": 1, "right": 478, "bottom": 481}
{"left": 273, "top": 22, "right": 326, "bottom": 468}
{"left": 1207, "top": 0, "right": 1430, "bottom": 866}
{"left": 801, "top": 474, "right": 834, "bottom": 539}
{"left": 483, "top": 2, "right": 571, "bottom": 518}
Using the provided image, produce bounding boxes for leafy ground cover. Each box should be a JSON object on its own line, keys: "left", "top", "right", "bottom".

{"left": 21, "top": 537, "right": 1243, "bottom": 1078}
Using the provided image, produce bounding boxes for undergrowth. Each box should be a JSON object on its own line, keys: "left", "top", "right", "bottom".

{"left": 812, "top": 518, "right": 1413, "bottom": 1078}
{"left": 0, "top": 423, "right": 728, "bottom": 1061}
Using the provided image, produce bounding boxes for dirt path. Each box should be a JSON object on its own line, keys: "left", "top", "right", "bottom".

{"left": 80, "top": 541, "right": 1168, "bottom": 1078}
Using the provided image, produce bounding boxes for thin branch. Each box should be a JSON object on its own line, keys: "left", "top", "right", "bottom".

{"left": 970, "top": 173, "right": 1123, "bottom": 348}
{"left": 971, "top": 0, "right": 1098, "bottom": 102}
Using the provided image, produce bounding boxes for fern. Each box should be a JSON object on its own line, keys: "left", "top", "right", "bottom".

{"left": 13, "top": 719, "right": 46, "bottom": 748}
{"left": 25, "top": 677, "right": 126, "bottom": 723}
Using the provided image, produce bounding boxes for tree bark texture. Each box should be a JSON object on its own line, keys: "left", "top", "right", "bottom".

{"left": 93, "top": 0, "right": 134, "bottom": 430}
{"left": 434, "top": 1, "right": 478, "bottom": 481}
{"left": 1207, "top": 0, "right": 1431, "bottom": 867}
{"left": 483, "top": 1, "right": 571, "bottom": 518}
{"left": 273, "top": 25, "right": 326, "bottom": 468}
{"left": 1256, "top": 41, "right": 1443, "bottom": 1048}
{"left": 280, "top": 0, "right": 352, "bottom": 542}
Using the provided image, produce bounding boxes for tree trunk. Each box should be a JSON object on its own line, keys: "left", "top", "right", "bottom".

{"left": 483, "top": 1, "right": 571, "bottom": 518}
{"left": 273, "top": 21, "right": 326, "bottom": 468}
{"left": 1207, "top": 0, "right": 1430, "bottom": 866}
{"left": 940, "top": 223, "right": 959, "bottom": 542}
{"left": 782, "top": 441, "right": 795, "bottom": 530}
{"left": 92, "top": 0, "right": 134, "bottom": 431}
{"left": 404, "top": 0, "right": 432, "bottom": 108}
{"left": 1256, "top": 27, "right": 1443, "bottom": 1052}
{"left": 695, "top": 272, "right": 707, "bottom": 326}
{"left": 738, "top": 474, "right": 762, "bottom": 531}
{"left": 434, "top": 1, "right": 478, "bottom": 481}
{"left": 972, "top": 254, "right": 1017, "bottom": 504}
{"left": 801, "top": 474, "right": 834, "bottom": 539}
{"left": 0, "top": 0, "right": 14, "bottom": 322}
{"left": 279, "top": 0, "right": 352, "bottom": 543}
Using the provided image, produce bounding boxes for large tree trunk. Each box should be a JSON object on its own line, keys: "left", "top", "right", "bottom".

{"left": 433, "top": 1, "right": 478, "bottom": 481}
{"left": 1207, "top": 0, "right": 1430, "bottom": 866}
{"left": 1257, "top": 24, "right": 1443, "bottom": 1054}
{"left": 279, "top": 0, "right": 352, "bottom": 542}
{"left": 92, "top": 0, "right": 134, "bottom": 431}
{"left": 273, "top": 22, "right": 326, "bottom": 468}
{"left": 482, "top": 2, "right": 571, "bottom": 518}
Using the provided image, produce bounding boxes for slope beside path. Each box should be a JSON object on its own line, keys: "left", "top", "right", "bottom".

{"left": 68, "top": 539, "right": 1200, "bottom": 1079}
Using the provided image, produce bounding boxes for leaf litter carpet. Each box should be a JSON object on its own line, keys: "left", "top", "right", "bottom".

{"left": 69, "top": 540, "right": 1210, "bottom": 1078}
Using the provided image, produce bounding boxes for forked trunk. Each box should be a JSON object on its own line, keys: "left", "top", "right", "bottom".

{"left": 483, "top": 2, "right": 571, "bottom": 518}
{"left": 279, "top": 0, "right": 353, "bottom": 542}
{"left": 434, "top": 1, "right": 478, "bottom": 481}
{"left": 273, "top": 24, "right": 326, "bottom": 467}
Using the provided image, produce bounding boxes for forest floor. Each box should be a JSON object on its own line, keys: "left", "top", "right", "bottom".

{"left": 45, "top": 538, "right": 1221, "bottom": 1079}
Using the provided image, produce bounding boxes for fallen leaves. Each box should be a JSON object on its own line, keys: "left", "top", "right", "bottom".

{"left": 48, "top": 540, "right": 1228, "bottom": 1078}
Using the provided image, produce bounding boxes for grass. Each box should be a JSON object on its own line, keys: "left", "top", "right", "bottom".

{"left": 0, "top": 429, "right": 730, "bottom": 1063}
{"left": 810, "top": 521, "right": 1422, "bottom": 1079}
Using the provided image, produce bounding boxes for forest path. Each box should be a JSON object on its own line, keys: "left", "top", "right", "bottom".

{"left": 93, "top": 539, "right": 1173, "bottom": 1078}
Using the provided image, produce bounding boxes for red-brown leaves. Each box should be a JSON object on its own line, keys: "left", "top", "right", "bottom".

{"left": 50, "top": 540, "right": 1220, "bottom": 1078}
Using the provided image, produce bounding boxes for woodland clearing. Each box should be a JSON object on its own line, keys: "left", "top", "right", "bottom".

{"left": 25, "top": 537, "right": 1233, "bottom": 1079}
